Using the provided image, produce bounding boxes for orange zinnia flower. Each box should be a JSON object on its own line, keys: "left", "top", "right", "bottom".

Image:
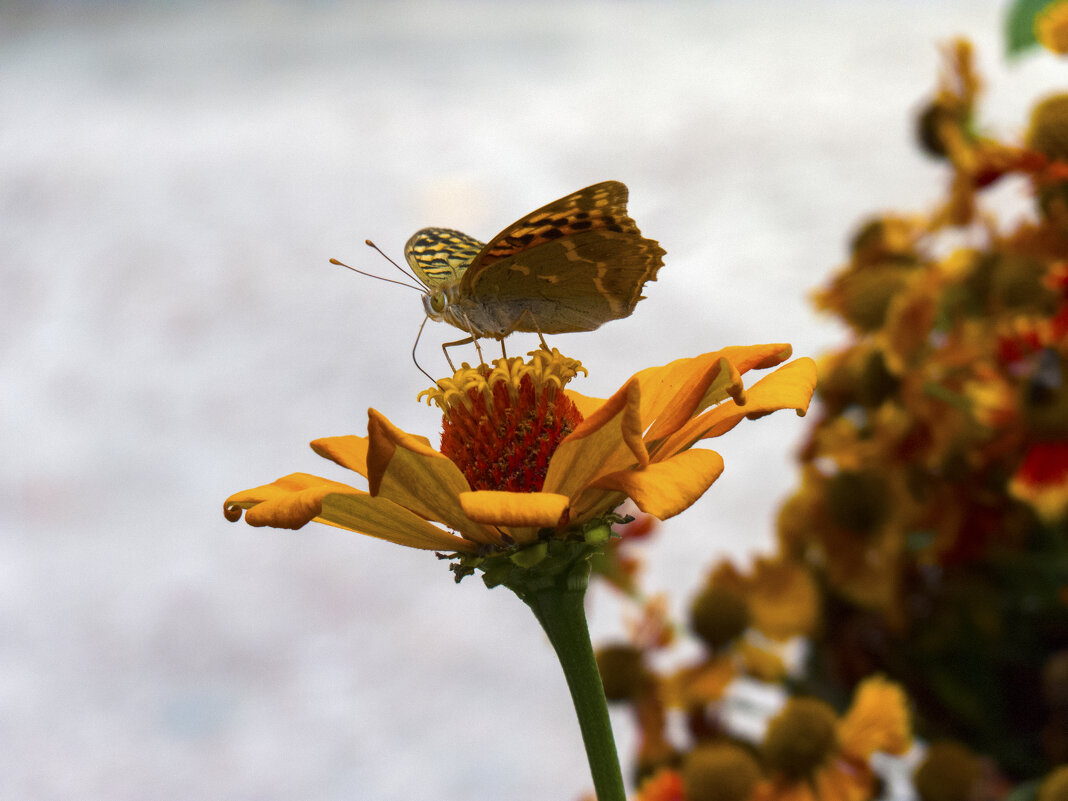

{"left": 224, "top": 346, "right": 817, "bottom": 563}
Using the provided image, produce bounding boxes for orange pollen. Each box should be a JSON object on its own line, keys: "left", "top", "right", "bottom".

{"left": 440, "top": 371, "right": 583, "bottom": 492}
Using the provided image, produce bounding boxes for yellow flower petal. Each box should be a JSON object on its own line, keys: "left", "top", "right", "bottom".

{"left": 1037, "top": 0, "right": 1068, "bottom": 54}
{"left": 748, "top": 558, "right": 821, "bottom": 641}
{"left": 633, "top": 345, "right": 794, "bottom": 439}
{"left": 321, "top": 492, "right": 478, "bottom": 552}
{"left": 544, "top": 380, "right": 646, "bottom": 501}
{"left": 565, "top": 345, "right": 790, "bottom": 440}
{"left": 642, "top": 356, "right": 743, "bottom": 443}
{"left": 310, "top": 435, "right": 370, "bottom": 477}
{"left": 564, "top": 388, "right": 609, "bottom": 420}
{"left": 365, "top": 408, "right": 439, "bottom": 495}
{"left": 659, "top": 358, "right": 818, "bottom": 458}
{"left": 719, "top": 343, "right": 795, "bottom": 373}
{"left": 459, "top": 490, "right": 570, "bottom": 530}
{"left": 366, "top": 408, "right": 503, "bottom": 546}
{"left": 815, "top": 763, "right": 873, "bottom": 801}
{"left": 594, "top": 448, "right": 725, "bottom": 520}
{"left": 223, "top": 472, "right": 361, "bottom": 529}
{"left": 837, "top": 676, "right": 911, "bottom": 760}
{"left": 669, "top": 656, "right": 736, "bottom": 706}
{"left": 738, "top": 639, "right": 787, "bottom": 681}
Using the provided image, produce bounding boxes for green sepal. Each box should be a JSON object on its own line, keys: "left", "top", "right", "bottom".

{"left": 583, "top": 521, "right": 613, "bottom": 545}
{"left": 509, "top": 541, "right": 549, "bottom": 567}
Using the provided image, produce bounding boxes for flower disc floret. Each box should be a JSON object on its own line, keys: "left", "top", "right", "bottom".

{"left": 420, "top": 350, "right": 587, "bottom": 493}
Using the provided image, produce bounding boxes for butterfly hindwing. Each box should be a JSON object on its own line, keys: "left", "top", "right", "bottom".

{"left": 462, "top": 228, "right": 665, "bottom": 333}
{"left": 404, "top": 228, "right": 485, "bottom": 288}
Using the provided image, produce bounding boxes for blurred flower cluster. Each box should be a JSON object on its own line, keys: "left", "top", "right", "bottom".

{"left": 596, "top": 37, "right": 1068, "bottom": 801}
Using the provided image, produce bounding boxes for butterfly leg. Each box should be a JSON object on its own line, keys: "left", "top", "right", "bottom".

{"left": 440, "top": 336, "right": 474, "bottom": 372}
{"left": 511, "top": 309, "right": 552, "bottom": 352}
{"left": 409, "top": 316, "right": 438, "bottom": 384}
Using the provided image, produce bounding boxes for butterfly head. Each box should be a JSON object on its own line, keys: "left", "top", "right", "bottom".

{"left": 421, "top": 288, "right": 449, "bottom": 321}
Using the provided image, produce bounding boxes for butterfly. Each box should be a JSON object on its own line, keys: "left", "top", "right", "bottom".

{"left": 403, "top": 181, "right": 665, "bottom": 349}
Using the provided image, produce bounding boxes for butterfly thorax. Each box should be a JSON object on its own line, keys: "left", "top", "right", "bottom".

{"left": 421, "top": 282, "right": 529, "bottom": 338}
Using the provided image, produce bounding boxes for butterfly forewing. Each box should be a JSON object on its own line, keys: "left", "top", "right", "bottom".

{"left": 404, "top": 228, "right": 485, "bottom": 288}
{"left": 455, "top": 181, "right": 664, "bottom": 335}
{"left": 469, "top": 180, "right": 639, "bottom": 272}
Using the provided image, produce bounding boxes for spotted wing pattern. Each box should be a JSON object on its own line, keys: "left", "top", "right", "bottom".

{"left": 404, "top": 228, "right": 485, "bottom": 288}
{"left": 471, "top": 180, "right": 642, "bottom": 270}
{"left": 459, "top": 181, "right": 665, "bottom": 335}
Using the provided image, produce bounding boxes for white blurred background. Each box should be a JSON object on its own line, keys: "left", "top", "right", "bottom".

{"left": 1, "top": 2, "right": 1062, "bottom": 799}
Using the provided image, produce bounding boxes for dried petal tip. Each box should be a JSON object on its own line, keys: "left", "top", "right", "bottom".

{"left": 422, "top": 349, "right": 587, "bottom": 493}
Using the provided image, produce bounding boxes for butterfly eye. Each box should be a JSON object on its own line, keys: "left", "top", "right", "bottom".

{"left": 422, "top": 291, "right": 448, "bottom": 320}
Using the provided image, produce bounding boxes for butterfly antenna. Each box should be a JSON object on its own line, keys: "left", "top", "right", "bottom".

{"left": 329, "top": 258, "right": 425, "bottom": 292}
{"left": 410, "top": 315, "right": 438, "bottom": 385}
{"left": 365, "top": 239, "right": 426, "bottom": 287}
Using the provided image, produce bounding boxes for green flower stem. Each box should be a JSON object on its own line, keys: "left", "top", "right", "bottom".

{"left": 523, "top": 577, "right": 626, "bottom": 801}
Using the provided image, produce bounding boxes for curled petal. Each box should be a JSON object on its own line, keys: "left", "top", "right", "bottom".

{"left": 321, "top": 493, "right": 478, "bottom": 552}
{"left": 594, "top": 448, "right": 725, "bottom": 520}
{"left": 701, "top": 357, "right": 817, "bottom": 437}
{"left": 223, "top": 472, "right": 360, "bottom": 529}
{"left": 365, "top": 408, "right": 439, "bottom": 495}
{"left": 643, "top": 356, "right": 742, "bottom": 442}
{"left": 459, "top": 490, "right": 570, "bottom": 529}
{"left": 544, "top": 380, "right": 645, "bottom": 500}
{"left": 310, "top": 435, "right": 370, "bottom": 478}
{"left": 659, "top": 357, "right": 818, "bottom": 458}
{"left": 633, "top": 344, "right": 793, "bottom": 439}
{"left": 717, "top": 343, "right": 794, "bottom": 374}
{"left": 366, "top": 408, "right": 503, "bottom": 546}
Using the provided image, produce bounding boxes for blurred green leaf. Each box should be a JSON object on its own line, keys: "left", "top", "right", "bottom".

{"left": 1006, "top": 0, "right": 1057, "bottom": 57}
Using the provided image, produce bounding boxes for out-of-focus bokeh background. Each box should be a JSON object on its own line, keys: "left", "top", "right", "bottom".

{"left": 1, "top": 2, "right": 1062, "bottom": 799}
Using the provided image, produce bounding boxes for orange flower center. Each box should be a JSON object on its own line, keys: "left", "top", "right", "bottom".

{"left": 420, "top": 350, "right": 586, "bottom": 493}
